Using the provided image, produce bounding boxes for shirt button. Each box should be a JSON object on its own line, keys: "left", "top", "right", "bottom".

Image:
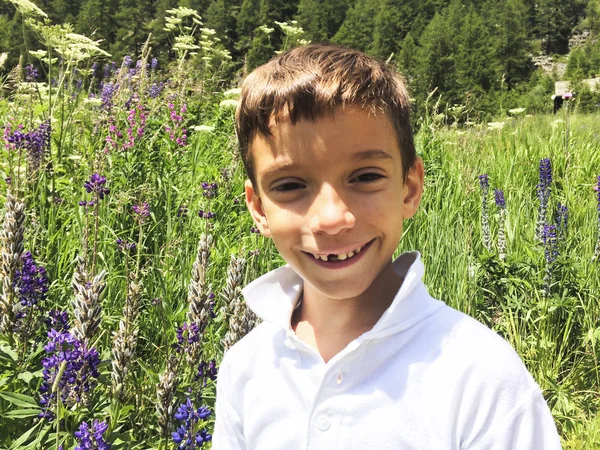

{"left": 316, "top": 415, "right": 331, "bottom": 431}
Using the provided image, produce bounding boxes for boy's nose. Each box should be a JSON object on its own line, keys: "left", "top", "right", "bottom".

{"left": 309, "top": 184, "right": 355, "bottom": 234}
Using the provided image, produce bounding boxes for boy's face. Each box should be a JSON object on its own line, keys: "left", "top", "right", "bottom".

{"left": 245, "top": 106, "right": 424, "bottom": 301}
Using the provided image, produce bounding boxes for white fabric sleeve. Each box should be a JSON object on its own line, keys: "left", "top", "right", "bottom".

{"left": 465, "top": 389, "right": 562, "bottom": 450}
{"left": 211, "top": 354, "right": 246, "bottom": 450}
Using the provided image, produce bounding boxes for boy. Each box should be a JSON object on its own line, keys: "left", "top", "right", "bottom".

{"left": 212, "top": 43, "right": 561, "bottom": 449}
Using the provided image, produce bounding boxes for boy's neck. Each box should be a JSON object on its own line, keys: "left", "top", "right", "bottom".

{"left": 291, "top": 261, "right": 404, "bottom": 363}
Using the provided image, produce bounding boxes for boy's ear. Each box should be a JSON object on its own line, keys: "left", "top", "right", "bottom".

{"left": 402, "top": 157, "right": 425, "bottom": 219}
{"left": 245, "top": 179, "right": 272, "bottom": 237}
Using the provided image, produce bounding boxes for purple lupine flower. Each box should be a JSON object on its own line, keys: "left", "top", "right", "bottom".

{"left": 123, "top": 55, "right": 132, "bottom": 69}
{"left": 45, "top": 310, "right": 70, "bottom": 332}
{"left": 198, "top": 210, "right": 215, "bottom": 219}
{"left": 84, "top": 173, "right": 110, "bottom": 199}
{"left": 172, "top": 398, "right": 212, "bottom": 449}
{"left": 74, "top": 419, "right": 111, "bottom": 450}
{"left": 201, "top": 182, "right": 218, "bottom": 198}
{"left": 536, "top": 158, "right": 553, "bottom": 241}
{"left": 25, "top": 64, "right": 39, "bottom": 82}
{"left": 151, "top": 58, "right": 158, "bottom": 71}
{"left": 478, "top": 174, "right": 491, "bottom": 250}
{"left": 100, "top": 82, "right": 118, "bottom": 110}
{"left": 494, "top": 189, "right": 506, "bottom": 209}
{"left": 132, "top": 202, "right": 150, "bottom": 222}
{"left": 39, "top": 330, "right": 101, "bottom": 419}
{"left": 196, "top": 359, "right": 218, "bottom": 385}
{"left": 250, "top": 227, "right": 261, "bottom": 234}
{"left": 177, "top": 204, "right": 189, "bottom": 218}
{"left": 175, "top": 322, "right": 200, "bottom": 353}
{"left": 13, "top": 251, "right": 49, "bottom": 327}
{"left": 91, "top": 62, "right": 98, "bottom": 77}
{"left": 148, "top": 82, "right": 165, "bottom": 98}
{"left": 116, "top": 238, "right": 137, "bottom": 253}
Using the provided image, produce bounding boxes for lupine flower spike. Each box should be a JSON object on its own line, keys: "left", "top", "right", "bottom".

{"left": 536, "top": 158, "right": 552, "bottom": 241}
{"left": 39, "top": 329, "right": 100, "bottom": 419}
{"left": 0, "top": 192, "right": 26, "bottom": 336}
{"left": 111, "top": 271, "right": 142, "bottom": 400}
{"left": 494, "top": 189, "right": 507, "bottom": 261}
{"left": 71, "top": 255, "right": 107, "bottom": 349}
{"left": 185, "top": 234, "right": 213, "bottom": 366}
{"left": 555, "top": 203, "right": 568, "bottom": 242}
{"left": 171, "top": 398, "right": 212, "bottom": 449}
{"left": 222, "top": 256, "right": 258, "bottom": 351}
{"left": 74, "top": 419, "right": 111, "bottom": 450}
{"left": 157, "top": 354, "right": 179, "bottom": 438}
{"left": 478, "top": 174, "right": 491, "bottom": 251}
{"left": 593, "top": 176, "right": 600, "bottom": 262}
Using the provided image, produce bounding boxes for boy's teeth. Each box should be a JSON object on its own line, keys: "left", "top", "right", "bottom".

{"left": 319, "top": 255, "right": 328, "bottom": 261}
{"left": 313, "top": 246, "right": 363, "bottom": 261}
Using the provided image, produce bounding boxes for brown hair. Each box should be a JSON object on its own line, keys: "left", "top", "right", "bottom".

{"left": 235, "top": 43, "right": 416, "bottom": 187}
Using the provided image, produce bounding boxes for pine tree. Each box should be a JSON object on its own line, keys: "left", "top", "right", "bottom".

{"left": 295, "top": 0, "right": 350, "bottom": 42}
{"left": 236, "top": 0, "right": 262, "bottom": 53}
{"left": 333, "top": 0, "right": 379, "bottom": 53}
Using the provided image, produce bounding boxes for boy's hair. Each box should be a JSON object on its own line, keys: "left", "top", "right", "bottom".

{"left": 235, "top": 43, "right": 416, "bottom": 188}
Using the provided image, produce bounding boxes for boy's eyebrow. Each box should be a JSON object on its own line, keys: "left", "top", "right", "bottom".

{"left": 352, "top": 149, "right": 394, "bottom": 161}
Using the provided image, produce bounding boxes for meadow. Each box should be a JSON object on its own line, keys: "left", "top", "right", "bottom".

{"left": 1, "top": 5, "right": 600, "bottom": 450}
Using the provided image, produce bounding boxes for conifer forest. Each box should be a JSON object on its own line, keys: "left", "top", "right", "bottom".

{"left": 0, "top": 0, "right": 600, "bottom": 448}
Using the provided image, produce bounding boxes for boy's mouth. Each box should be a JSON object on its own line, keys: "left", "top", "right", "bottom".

{"left": 308, "top": 240, "right": 372, "bottom": 262}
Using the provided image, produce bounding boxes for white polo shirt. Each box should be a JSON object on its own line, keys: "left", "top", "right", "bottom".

{"left": 212, "top": 252, "right": 562, "bottom": 449}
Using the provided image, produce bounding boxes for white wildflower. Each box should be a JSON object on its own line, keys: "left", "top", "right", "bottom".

{"left": 487, "top": 121, "right": 505, "bottom": 130}
{"left": 220, "top": 99, "right": 239, "bottom": 109}
{"left": 192, "top": 125, "right": 215, "bottom": 132}
{"left": 7, "top": 0, "right": 47, "bottom": 18}
{"left": 223, "top": 88, "right": 241, "bottom": 97}
{"left": 508, "top": 107, "right": 526, "bottom": 115}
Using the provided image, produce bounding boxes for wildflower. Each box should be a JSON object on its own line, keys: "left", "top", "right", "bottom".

{"left": 0, "top": 193, "right": 26, "bottom": 335}
{"left": 196, "top": 359, "right": 218, "bottom": 385}
{"left": 157, "top": 355, "right": 179, "bottom": 437}
{"left": 192, "top": 125, "right": 215, "bottom": 132}
{"left": 171, "top": 398, "right": 212, "bottom": 449}
{"left": 111, "top": 272, "right": 142, "bottom": 400}
{"left": 151, "top": 58, "right": 158, "bottom": 71}
{"left": 478, "top": 174, "right": 491, "bottom": 251}
{"left": 39, "top": 329, "right": 100, "bottom": 419}
{"left": 45, "top": 309, "right": 70, "bottom": 332}
{"left": 13, "top": 251, "right": 49, "bottom": 340}
{"left": 116, "top": 238, "right": 136, "bottom": 253}
{"left": 198, "top": 210, "right": 215, "bottom": 219}
{"left": 148, "top": 82, "right": 165, "bottom": 98}
{"left": 508, "top": 107, "right": 526, "bottom": 116}
{"left": 132, "top": 202, "right": 150, "bottom": 222}
{"left": 71, "top": 256, "right": 107, "bottom": 348}
{"left": 123, "top": 55, "right": 133, "bottom": 69}
{"left": 74, "top": 419, "right": 111, "bottom": 450}
{"left": 201, "top": 182, "right": 218, "bottom": 198}
{"left": 222, "top": 256, "right": 257, "bottom": 351}
{"left": 100, "top": 82, "right": 118, "bottom": 110}
{"left": 250, "top": 227, "right": 261, "bottom": 234}
{"left": 223, "top": 87, "right": 241, "bottom": 97}
{"left": 494, "top": 189, "right": 507, "bottom": 261}
{"left": 177, "top": 204, "right": 189, "bottom": 218}
{"left": 219, "top": 99, "right": 239, "bottom": 109}
{"left": 84, "top": 173, "right": 110, "bottom": 200}
{"left": 536, "top": 158, "right": 552, "bottom": 240}
{"left": 25, "top": 64, "right": 38, "bottom": 82}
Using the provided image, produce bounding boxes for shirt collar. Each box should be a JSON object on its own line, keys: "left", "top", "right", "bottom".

{"left": 242, "top": 251, "right": 432, "bottom": 333}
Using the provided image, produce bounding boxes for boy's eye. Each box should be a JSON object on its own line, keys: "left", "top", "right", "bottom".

{"left": 353, "top": 172, "right": 385, "bottom": 183}
{"left": 272, "top": 181, "right": 305, "bottom": 193}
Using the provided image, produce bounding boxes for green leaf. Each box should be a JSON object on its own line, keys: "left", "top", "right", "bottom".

{"left": 8, "top": 420, "right": 43, "bottom": 449}
{"left": 4, "top": 408, "right": 42, "bottom": 418}
{"left": 0, "top": 392, "right": 39, "bottom": 408}
{"left": 17, "top": 371, "right": 38, "bottom": 384}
